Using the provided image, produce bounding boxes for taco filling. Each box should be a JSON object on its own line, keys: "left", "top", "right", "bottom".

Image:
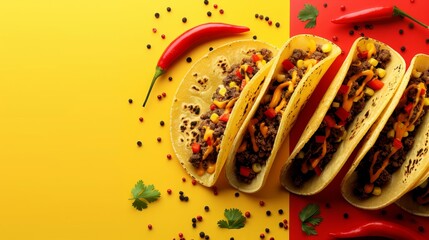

{"left": 233, "top": 42, "right": 333, "bottom": 184}
{"left": 412, "top": 178, "right": 429, "bottom": 205}
{"left": 188, "top": 48, "right": 274, "bottom": 176}
{"left": 290, "top": 42, "right": 391, "bottom": 188}
{"left": 354, "top": 69, "right": 429, "bottom": 199}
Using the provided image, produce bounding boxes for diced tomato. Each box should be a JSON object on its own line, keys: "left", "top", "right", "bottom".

{"left": 335, "top": 107, "right": 350, "bottom": 122}
{"left": 315, "top": 135, "right": 326, "bottom": 143}
{"left": 281, "top": 59, "right": 295, "bottom": 71}
{"left": 421, "top": 88, "right": 427, "bottom": 96}
{"left": 323, "top": 115, "right": 337, "bottom": 128}
{"left": 367, "top": 79, "right": 384, "bottom": 91}
{"left": 236, "top": 69, "right": 243, "bottom": 79}
{"left": 393, "top": 138, "right": 403, "bottom": 149}
{"left": 219, "top": 112, "right": 230, "bottom": 122}
{"left": 314, "top": 165, "right": 322, "bottom": 176}
{"left": 338, "top": 85, "right": 350, "bottom": 95}
{"left": 246, "top": 66, "right": 254, "bottom": 74}
{"left": 264, "top": 108, "right": 277, "bottom": 119}
{"left": 191, "top": 142, "right": 201, "bottom": 153}
{"left": 252, "top": 54, "right": 261, "bottom": 62}
{"left": 206, "top": 137, "right": 213, "bottom": 146}
{"left": 210, "top": 103, "right": 216, "bottom": 111}
{"left": 404, "top": 102, "right": 413, "bottom": 114}
{"left": 239, "top": 166, "right": 252, "bottom": 177}
{"left": 357, "top": 50, "right": 368, "bottom": 59}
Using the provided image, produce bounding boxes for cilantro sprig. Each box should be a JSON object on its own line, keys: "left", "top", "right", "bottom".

{"left": 217, "top": 208, "right": 246, "bottom": 229}
{"left": 298, "top": 4, "right": 319, "bottom": 28}
{"left": 129, "top": 180, "right": 161, "bottom": 211}
{"left": 299, "top": 203, "right": 323, "bottom": 235}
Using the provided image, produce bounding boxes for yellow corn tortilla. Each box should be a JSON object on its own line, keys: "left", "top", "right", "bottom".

{"left": 170, "top": 40, "right": 278, "bottom": 187}
{"left": 225, "top": 34, "right": 341, "bottom": 193}
{"left": 341, "top": 54, "right": 429, "bottom": 210}
{"left": 280, "top": 37, "right": 406, "bottom": 196}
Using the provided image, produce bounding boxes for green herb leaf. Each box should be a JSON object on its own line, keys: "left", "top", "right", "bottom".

{"left": 129, "top": 180, "right": 161, "bottom": 211}
{"left": 298, "top": 4, "right": 319, "bottom": 28}
{"left": 299, "top": 203, "right": 323, "bottom": 235}
{"left": 217, "top": 208, "right": 246, "bottom": 229}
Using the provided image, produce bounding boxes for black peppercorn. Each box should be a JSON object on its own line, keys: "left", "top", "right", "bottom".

{"left": 207, "top": 11, "right": 212, "bottom": 17}
{"left": 275, "top": 22, "right": 280, "bottom": 28}
{"left": 186, "top": 57, "right": 192, "bottom": 63}
{"left": 166, "top": 7, "right": 171, "bottom": 12}
{"left": 182, "top": 17, "right": 187, "bottom": 23}
{"left": 154, "top": 13, "right": 160, "bottom": 18}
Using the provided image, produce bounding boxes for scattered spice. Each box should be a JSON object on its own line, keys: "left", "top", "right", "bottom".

{"left": 260, "top": 233, "right": 265, "bottom": 239}
{"left": 157, "top": 137, "right": 162, "bottom": 142}
{"left": 146, "top": 44, "right": 151, "bottom": 49}
{"left": 209, "top": 47, "right": 213, "bottom": 51}
{"left": 265, "top": 228, "right": 270, "bottom": 233}
{"left": 197, "top": 215, "right": 203, "bottom": 221}
{"left": 332, "top": 35, "right": 338, "bottom": 41}
{"left": 155, "top": 12, "right": 160, "bottom": 18}
{"left": 259, "top": 15, "right": 264, "bottom": 20}
{"left": 268, "top": 20, "right": 272, "bottom": 26}
{"left": 152, "top": 28, "right": 157, "bottom": 33}
{"left": 207, "top": 11, "right": 212, "bottom": 17}
{"left": 399, "top": 29, "right": 404, "bottom": 34}
{"left": 161, "top": 34, "right": 166, "bottom": 39}
{"left": 148, "top": 224, "right": 153, "bottom": 230}
{"left": 162, "top": 92, "right": 166, "bottom": 97}
{"left": 349, "top": 30, "right": 354, "bottom": 35}
{"left": 200, "top": 232, "right": 206, "bottom": 238}
{"left": 259, "top": 200, "right": 265, "bottom": 207}
{"left": 340, "top": 5, "right": 346, "bottom": 11}
{"left": 137, "top": 141, "right": 142, "bottom": 147}
{"left": 278, "top": 209, "right": 284, "bottom": 215}
{"left": 139, "top": 117, "right": 144, "bottom": 122}
{"left": 160, "top": 120, "right": 165, "bottom": 126}
{"left": 182, "top": 17, "right": 187, "bottom": 23}
{"left": 245, "top": 211, "right": 251, "bottom": 218}
{"left": 266, "top": 210, "right": 271, "bottom": 216}
{"left": 408, "top": 22, "right": 415, "bottom": 29}
{"left": 204, "top": 0, "right": 209, "bottom": 5}
{"left": 275, "top": 22, "right": 280, "bottom": 27}
{"left": 167, "top": 189, "right": 172, "bottom": 194}
{"left": 279, "top": 222, "right": 284, "bottom": 228}
{"left": 323, "top": 3, "right": 328, "bottom": 8}
{"left": 426, "top": 38, "right": 429, "bottom": 44}
{"left": 265, "top": 16, "right": 269, "bottom": 21}
{"left": 253, "top": 35, "right": 257, "bottom": 40}
{"left": 343, "top": 212, "right": 349, "bottom": 219}
{"left": 219, "top": 9, "right": 224, "bottom": 14}
{"left": 186, "top": 57, "right": 192, "bottom": 63}
{"left": 204, "top": 205, "right": 210, "bottom": 212}
{"left": 157, "top": 94, "right": 162, "bottom": 100}
{"left": 166, "top": 7, "right": 171, "bottom": 12}
{"left": 255, "top": 13, "right": 259, "bottom": 18}
{"left": 400, "top": 46, "right": 406, "bottom": 52}
{"left": 418, "top": 226, "right": 425, "bottom": 233}
{"left": 192, "top": 179, "right": 197, "bottom": 185}
{"left": 234, "top": 192, "right": 240, "bottom": 197}
{"left": 181, "top": 177, "right": 186, "bottom": 182}
{"left": 166, "top": 154, "right": 172, "bottom": 159}
{"left": 213, "top": 4, "right": 218, "bottom": 9}
{"left": 128, "top": 98, "right": 133, "bottom": 104}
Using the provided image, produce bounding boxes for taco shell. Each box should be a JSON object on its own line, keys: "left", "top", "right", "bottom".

{"left": 280, "top": 37, "right": 406, "bottom": 195}
{"left": 342, "top": 54, "right": 429, "bottom": 210}
{"left": 225, "top": 34, "right": 341, "bottom": 193}
{"left": 170, "top": 40, "right": 277, "bottom": 187}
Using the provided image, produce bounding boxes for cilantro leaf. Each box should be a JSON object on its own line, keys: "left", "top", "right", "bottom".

{"left": 217, "top": 208, "right": 246, "bottom": 229}
{"left": 129, "top": 180, "right": 161, "bottom": 211}
{"left": 298, "top": 4, "right": 319, "bottom": 28}
{"left": 299, "top": 203, "right": 323, "bottom": 235}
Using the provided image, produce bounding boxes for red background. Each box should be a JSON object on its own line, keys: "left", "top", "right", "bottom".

{"left": 289, "top": 0, "right": 429, "bottom": 239}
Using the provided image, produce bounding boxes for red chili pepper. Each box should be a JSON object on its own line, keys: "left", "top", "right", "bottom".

{"left": 331, "top": 6, "right": 429, "bottom": 30}
{"left": 142, "top": 23, "right": 250, "bottom": 107}
{"left": 239, "top": 166, "right": 252, "bottom": 177}
{"left": 281, "top": 59, "right": 295, "bottom": 71}
{"left": 329, "top": 221, "right": 426, "bottom": 240}
{"left": 191, "top": 142, "right": 201, "bottom": 153}
{"left": 264, "top": 108, "right": 277, "bottom": 119}
{"left": 367, "top": 79, "right": 384, "bottom": 91}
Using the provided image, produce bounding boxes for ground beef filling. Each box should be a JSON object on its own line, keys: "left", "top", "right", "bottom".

{"left": 234, "top": 46, "right": 329, "bottom": 184}
{"left": 189, "top": 49, "right": 273, "bottom": 175}
{"left": 354, "top": 70, "right": 429, "bottom": 199}
{"left": 290, "top": 43, "right": 391, "bottom": 188}
{"left": 412, "top": 178, "right": 429, "bottom": 205}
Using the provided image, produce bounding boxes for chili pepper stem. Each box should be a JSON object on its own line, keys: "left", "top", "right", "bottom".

{"left": 143, "top": 66, "right": 165, "bottom": 107}
{"left": 393, "top": 6, "right": 429, "bottom": 29}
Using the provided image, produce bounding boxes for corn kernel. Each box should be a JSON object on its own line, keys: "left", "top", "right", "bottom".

{"left": 364, "top": 87, "right": 375, "bottom": 96}
{"left": 408, "top": 124, "right": 415, "bottom": 132}
{"left": 368, "top": 58, "right": 379, "bottom": 67}
{"left": 332, "top": 102, "right": 340, "bottom": 108}
{"left": 372, "top": 186, "right": 381, "bottom": 196}
{"left": 210, "top": 113, "right": 219, "bottom": 123}
{"left": 276, "top": 74, "right": 286, "bottom": 82}
{"left": 219, "top": 86, "right": 227, "bottom": 96}
{"left": 321, "top": 43, "right": 332, "bottom": 53}
{"left": 257, "top": 60, "right": 266, "bottom": 69}
{"left": 304, "top": 59, "right": 317, "bottom": 68}
{"left": 297, "top": 151, "right": 305, "bottom": 159}
{"left": 387, "top": 129, "right": 395, "bottom": 138}
{"left": 403, "top": 131, "right": 409, "bottom": 137}
{"left": 229, "top": 81, "right": 237, "bottom": 88}
{"left": 213, "top": 100, "right": 227, "bottom": 109}
{"left": 424, "top": 97, "right": 429, "bottom": 106}
{"left": 412, "top": 68, "right": 422, "bottom": 78}
{"left": 252, "top": 163, "right": 262, "bottom": 173}
{"left": 376, "top": 68, "right": 386, "bottom": 78}
{"left": 296, "top": 59, "right": 304, "bottom": 69}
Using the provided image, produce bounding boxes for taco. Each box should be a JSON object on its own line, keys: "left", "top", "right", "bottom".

{"left": 397, "top": 174, "right": 429, "bottom": 217}
{"left": 280, "top": 37, "right": 406, "bottom": 195}
{"left": 224, "top": 34, "right": 341, "bottom": 193}
{"left": 341, "top": 54, "right": 429, "bottom": 210}
{"left": 170, "top": 40, "right": 278, "bottom": 187}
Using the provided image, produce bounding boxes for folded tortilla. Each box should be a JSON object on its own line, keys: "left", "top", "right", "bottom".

{"left": 225, "top": 34, "right": 341, "bottom": 193}
{"left": 341, "top": 54, "right": 429, "bottom": 210}
{"left": 280, "top": 37, "right": 406, "bottom": 196}
{"left": 170, "top": 40, "right": 278, "bottom": 187}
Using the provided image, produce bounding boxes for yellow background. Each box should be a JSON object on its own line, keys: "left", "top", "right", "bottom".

{"left": 0, "top": 1, "right": 290, "bottom": 239}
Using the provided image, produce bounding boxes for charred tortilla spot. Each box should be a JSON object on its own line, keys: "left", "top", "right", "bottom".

{"left": 364, "top": 110, "right": 369, "bottom": 118}
{"left": 192, "top": 85, "right": 200, "bottom": 91}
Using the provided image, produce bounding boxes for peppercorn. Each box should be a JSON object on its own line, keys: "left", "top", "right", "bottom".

{"left": 266, "top": 210, "right": 271, "bottom": 216}
{"left": 167, "top": 189, "right": 172, "bottom": 194}
{"left": 207, "top": 11, "right": 212, "bottom": 17}
{"left": 152, "top": 28, "right": 157, "bottom": 33}
{"left": 168, "top": 76, "right": 173, "bottom": 81}
{"left": 234, "top": 192, "right": 240, "bottom": 197}
{"left": 147, "top": 44, "right": 151, "bottom": 49}
{"left": 178, "top": 233, "right": 183, "bottom": 238}
{"left": 408, "top": 22, "right": 414, "bottom": 29}
{"left": 269, "top": 238, "right": 275, "bottom": 240}
{"left": 349, "top": 30, "right": 354, "bottom": 35}
{"left": 155, "top": 13, "right": 160, "bottom": 18}
{"left": 400, "top": 46, "right": 406, "bottom": 52}
{"left": 253, "top": 35, "right": 257, "bottom": 40}
{"left": 426, "top": 38, "right": 429, "bottom": 44}
{"left": 200, "top": 232, "right": 206, "bottom": 238}
{"left": 192, "top": 223, "right": 196, "bottom": 228}
{"left": 230, "top": 238, "right": 234, "bottom": 240}
{"left": 264, "top": 16, "right": 269, "bottom": 21}
{"left": 186, "top": 57, "right": 192, "bottom": 63}
{"left": 192, "top": 218, "right": 197, "bottom": 223}
{"left": 204, "top": 235, "right": 210, "bottom": 240}
{"left": 157, "top": 137, "right": 162, "bottom": 142}
{"left": 184, "top": 196, "right": 189, "bottom": 201}
{"left": 160, "top": 120, "right": 165, "bottom": 126}
{"left": 179, "top": 191, "right": 184, "bottom": 195}
{"left": 157, "top": 94, "right": 162, "bottom": 100}
{"left": 268, "top": 20, "right": 272, "bottom": 26}
{"left": 182, "top": 177, "right": 186, "bottom": 182}
{"left": 259, "top": 15, "right": 264, "bottom": 20}
{"left": 213, "top": 4, "right": 218, "bottom": 9}
{"left": 399, "top": 29, "right": 404, "bottom": 35}
{"left": 418, "top": 226, "right": 425, "bottom": 233}
{"left": 255, "top": 13, "right": 259, "bottom": 18}
{"left": 260, "top": 233, "right": 265, "bottom": 239}
{"left": 137, "top": 141, "right": 142, "bottom": 147}
{"left": 148, "top": 224, "right": 152, "bottom": 230}
{"left": 265, "top": 228, "right": 270, "bottom": 233}
{"left": 275, "top": 22, "right": 280, "bottom": 28}
{"left": 343, "top": 213, "right": 349, "bottom": 219}
{"left": 323, "top": 3, "right": 328, "bottom": 8}
{"left": 128, "top": 98, "right": 133, "bottom": 104}
{"left": 139, "top": 117, "right": 144, "bottom": 122}
{"left": 360, "top": 32, "right": 365, "bottom": 37}
{"left": 278, "top": 209, "right": 284, "bottom": 215}
{"left": 167, "top": 154, "right": 172, "bottom": 159}
{"left": 182, "top": 17, "right": 187, "bottom": 23}
{"left": 209, "top": 47, "right": 213, "bottom": 51}
{"left": 161, "top": 34, "right": 166, "bottom": 39}
{"left": 259, "top": 200, "right": 265, "bottom": 206}
{"left": 279, "top": 222, "right": 284, "bottom": 228}
{"left": 245, "top": 211, "right": 251, "bottom": 218}
{"left": 365, "top": 24, "right": 374, "bottom": 29}
{"left": 204, "top": 0, "right": 209, "bottom": 5}
{"left": 166, "top": 7, "right": 171, "bottom": 12}
{"left": 197, "top": 215, "right": 203, "bottom": 221}
{"left": 283, "top": 219, "right": 288, "bottom": 224}
{"left": 219, "top": 9, "right": 224, "bottom": 14}
{"left": 204, "top": 205, "right": 210, "bottom": 212}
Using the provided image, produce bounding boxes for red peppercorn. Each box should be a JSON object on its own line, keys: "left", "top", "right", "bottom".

{"left": 161, "top": 34, "right": 166, "bottom": 39}
{"left": 332, "top": 36, "right": 338, "bottom": 41}
{"left": 260, "top": 233, "right": 265, "bottom": 239}
{"left": 283, "top": 219, "right": 288, "bottom": 224}
{"left": 192, "top": 179, "right": 197, "bottom": 185}
{"left": 157, "top": 95, "right": 162, "bottom": 100}
{"left": 284, "top": 224, "right": 289, "bottom": 230}
{"left": 157, "top": 137, "right": 162, "bottom": 142}
{"left": 197, "top": 215, "right": 203, "bottom": 221}
{"left": 162, "top": 92, "right": 167, "bottom": 97}
{"left": 148, "top": 224, "right": 153, "bottom": 230}
{"left": 259, "top": 200, "right": 265, "bottom": 207}
{"left": 139, "top": 117, "right": 144, "bottom": 122}
{"left": 213, "top": 4, "right": 218, "bottom": 9}
{"left": 167, "top": 154, "right": 172, "bottom": 159}
{"left": 178, "top": 233, "right": 183, "bottom": 238}
{"left": 219, "top": 9, "right": 224, "bottom": 14}
{"left": 167, "top": 189, "right": 172, "bottom": 194}
{"left": 270, "top": 238, "right": 275, "bottom": 240}
{"left": 340, "top": 5, "right": 346, "bottom": 11}
{"left": 245, "top": 211, "right": 251, "bottom": 218}
{"left": 182, "top": 177, "right": 186, "bottom": 182}
{"left": 268, "top": 20, "right": 272, "bottom": 26}
{"left": 152, "top": 28, "right": 157, "bottom": 33}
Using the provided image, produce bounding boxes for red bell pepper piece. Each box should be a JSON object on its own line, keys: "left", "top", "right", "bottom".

{"left": 338, "top": 85, "right": 350, "bottom": 95}
{"left": 421, "top": 87, "right": 427, "bottom": 96}
{"left": 252, "top": 54, "right": 261, "bottom": 62}
{"left": 236, "top": 69, "right": 244, "bottom": 79}
{"left": 210, "top": 103, "right": 217, "bottom": 111}
{"left": 393, "top": 138, "right": 403, "bottom": 149}
{"left": 335, "top": 107, "right": 350, "bottom": 122}
{"left": 315, "top": 135, "right": 326, "bottom": 143}
{"left": 264, "top": 108, "right": 277, "bottom": 119}
{"left": 281, "top": 59, "right": 295, "bottom": 71}
{"left": 219, "top": 112, "right": 230, "bottom": 122}
{"left": 404, "top": 102, "right": 413, "bottom": 114}
{"left": 246, "top": 65, "right": 254, "bottom": 74}
{"left": 324, "top": 115, "right": 337, "bottom": 128}
{"left": 357, "top": 50, "right": 368, "bottom": 60}
{"left": 191, "top": 142, "right": 201, "bottom": 153}
{"left": 239, "top": 166, "right": 252, "bottom": 177}
{"left": 367, "top": 79, "right": 384, "bottom": 91}
{"left": 206, "top": 137, "right": 213, "bottom": 146}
